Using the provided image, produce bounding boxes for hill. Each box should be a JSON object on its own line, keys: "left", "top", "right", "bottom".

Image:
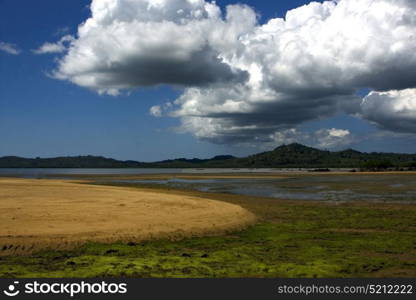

{"left": 1, "top": 144, "right": 416, "bottom": 169}
{"left": 232, "top": 143, "right": 416, "bottom": 168}
{"left": 0, "top": 155, "right": 145, "bottom": 168}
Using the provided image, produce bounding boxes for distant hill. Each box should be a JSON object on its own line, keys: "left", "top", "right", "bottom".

{"left": 232, "top": 143, "right": 416, "bottom": 168}
{"left": 0, "top": 154, "right": 236, "bottom": 168}
{"left": 1, "top": 143, "right": 416, "bottom": 169}
{"left": 0, "top": 155, "right": 145, "bottom": 168}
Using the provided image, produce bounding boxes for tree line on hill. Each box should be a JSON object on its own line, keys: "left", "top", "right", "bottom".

{"left": 1, "top": 143, "right": 416, "bottom": 170}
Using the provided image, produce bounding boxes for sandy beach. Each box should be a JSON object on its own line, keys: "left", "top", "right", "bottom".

{"left": 0, "top": 178, "right": 256, "bottom": 255}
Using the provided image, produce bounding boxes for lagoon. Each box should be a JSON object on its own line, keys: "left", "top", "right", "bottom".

{"left": 105, "top": 174, "right": 416, "bottom": 204}
{"left": 1, "top": 168, "right": 415, "bottom": 203}
{"left": 0, "top": 167, "right": 305, "bottom": 178}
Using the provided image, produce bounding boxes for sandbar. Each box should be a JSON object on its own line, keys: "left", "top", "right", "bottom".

{"left": 0, "top": 178, "right": 256, "bottom": 255}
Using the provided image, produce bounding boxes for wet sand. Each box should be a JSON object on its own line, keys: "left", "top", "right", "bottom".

{"left": 0, "top": 178, "right": 256, "bottom": 255}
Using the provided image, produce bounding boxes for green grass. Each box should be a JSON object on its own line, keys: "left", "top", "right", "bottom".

{"left": 1, "top": 181, "right": 416, "bottom": 278}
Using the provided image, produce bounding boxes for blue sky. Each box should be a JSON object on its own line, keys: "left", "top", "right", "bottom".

{"left": 1, "top": 0, "right": 415, "bottom": 161}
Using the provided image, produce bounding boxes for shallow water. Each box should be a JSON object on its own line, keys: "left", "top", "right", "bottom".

{"left": 2, "top": 168, "right": 415, "bottom": 203}
{"left": 0, "top": 168, "right": 314, "bottom": 178}
{"left": 109, "top": 175, "right": 416, "bottom": 203}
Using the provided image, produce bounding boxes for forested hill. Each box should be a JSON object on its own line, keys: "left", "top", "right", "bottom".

{"left": 0, "top": 155, "right": 145, "bottom": 168}
{"left": 1, "top": 143, "right": 416, "bottom": 169}
{"left": 232, "top": 143, "right": 416, "bottom": 169}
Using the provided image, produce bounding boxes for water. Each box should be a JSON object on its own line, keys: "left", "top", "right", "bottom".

{"left": 1, "top": 168, "right": 415, "bottom": 203}
{"left": 109, "top": 175, "right": 416, "bottom": 203}
{"left": 0, "top": 168, "right": 310, "bottom": 178}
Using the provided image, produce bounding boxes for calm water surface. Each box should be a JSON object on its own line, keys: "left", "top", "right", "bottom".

{"left": 110, "top": 175, "right": 416, "bottom": 203}
{"left": 1, "top": 168, "right": 415, "bottom": 203}
{"left": 0, "top": 168, "right": 296, "bottom": 178}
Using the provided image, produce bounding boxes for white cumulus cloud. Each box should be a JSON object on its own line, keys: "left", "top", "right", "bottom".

{"left": 51, "top": 0, "right": 252, "bottom": 95}
{"left": 0, "top": 41, "right": 21, "bottom": 55}
{"left": 360, "top": 88, "right": 416, "bottom": 133}
{"left": 41, "top": 0, "right": 416, "bottom": 144}
{"left": 33, "top": 35, "right": 74, "bottom": 54}
{"left": 270, "top": 128, "right": 354, "bottom": 150}
{"left": 171, "top": 0, "right": 416, "bottom": 143}
{"left": 149, "top": 105, "right": 163, "bottom": 117}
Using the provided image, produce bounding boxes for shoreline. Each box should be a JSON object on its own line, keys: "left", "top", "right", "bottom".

{"left": 0, "top": 175, "right": 415, "bottom": 277}
{"left": 1, "top": 170, "right": 412, "bottom": 181}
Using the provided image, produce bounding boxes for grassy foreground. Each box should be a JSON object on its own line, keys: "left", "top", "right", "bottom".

{"left": 1, "top": 183, "right": 415, "bottom": 278}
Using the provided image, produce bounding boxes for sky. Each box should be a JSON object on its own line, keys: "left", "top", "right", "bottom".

{"left": 1, "top": 0, "right": 416, "bottom": 161}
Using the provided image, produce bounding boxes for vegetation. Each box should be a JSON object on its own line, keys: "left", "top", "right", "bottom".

{"left": 1, "top": 183, "right": 415, "bottom": 278}
{"left": 360, "top": 159, "right": 394, "bottom": 171}
{"left": 404, "top": 161, "right": 416, "bottom": 170}
{"left": 0, "top": 155, "right": 145, "bottom": 168}
{"left": 235, "top": 144, "right": 416, "bottom": 169}
{"left": 1, "top": 143, "right": 416, "bottom": 169}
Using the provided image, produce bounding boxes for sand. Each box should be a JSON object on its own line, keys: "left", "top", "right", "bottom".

{"left": 0, "top": 178, "right": 256, "bottom": 255}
